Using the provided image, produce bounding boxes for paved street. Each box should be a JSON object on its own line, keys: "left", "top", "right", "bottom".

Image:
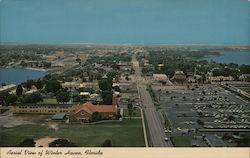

{"left": 132, "top": 52, "right": 172, "bottom": 147}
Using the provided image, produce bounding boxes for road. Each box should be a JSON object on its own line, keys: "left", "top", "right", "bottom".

{"left": 132, "top": 52, "right": 172, "bottom": 147}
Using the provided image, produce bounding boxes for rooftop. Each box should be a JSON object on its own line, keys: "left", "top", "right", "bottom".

{"left": 74, "top": 103, "right": 117, "bottom": 114}
{"left": 51, "top": 113, "right": 66, "bottom": 120}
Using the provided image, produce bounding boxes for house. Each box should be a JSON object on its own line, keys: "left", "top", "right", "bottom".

{"left": 69, "top": 103, "right": 118, "bottom": 122}
{"left": 239, "top": 74, "right": 250, "bottom": 82}
{"left": 157, "top": 64, "right": 164, "bottom": 70}
{"left": 79, "top": 92, "right": 90, "bottom": 97}
{"left": 209, "top": 76, "right": 234, "bottom": 82}
{"left": 172, "top": 71, "right": 186, "bottom": 81}
{"left": 153, "top": 74, "right": 168, "bottom": 83}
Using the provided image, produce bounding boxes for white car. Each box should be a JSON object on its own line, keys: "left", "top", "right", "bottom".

{"left": 164, "top": 137, "right": 169, "bottom": 141}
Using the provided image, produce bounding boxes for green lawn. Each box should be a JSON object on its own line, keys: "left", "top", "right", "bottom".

{"left": 0, "top": 119, "right": 145, "bottom": 147}
{"left": 123, "top": 109, "right": 141, "bottom": 117}
{"left": 41, "top": 98, "right": 57, "bottom": 104}
{"left": 170, "top": 136, "right": 192, "bottom": 147}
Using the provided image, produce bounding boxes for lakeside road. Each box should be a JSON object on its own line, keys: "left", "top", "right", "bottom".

{"left": 132, "top": 52, "right": 172, "bottom": 147}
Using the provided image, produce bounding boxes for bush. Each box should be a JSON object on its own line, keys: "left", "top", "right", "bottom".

{"left": 49, "top": 139, "right": 77, "bottom": 147}
{"left": 101, "top": 139, "right": 112, "bottom": 147}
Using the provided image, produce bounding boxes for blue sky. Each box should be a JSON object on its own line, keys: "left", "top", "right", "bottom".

{"left": 0, "top": 0, "right": 249, "bottom": 44}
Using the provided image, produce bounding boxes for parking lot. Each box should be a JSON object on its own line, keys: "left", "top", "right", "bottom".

{"left": 153, "top": 84, "right": 250, "bottom": 147}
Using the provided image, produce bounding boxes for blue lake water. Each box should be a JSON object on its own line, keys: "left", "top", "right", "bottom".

{"left": 200, "top": 51, "right": 250, "bottom": 65}
{"left": 0, "top": 68, "right": 47, "bottom": 85}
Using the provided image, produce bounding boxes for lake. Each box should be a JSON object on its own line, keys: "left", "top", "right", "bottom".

{"left": 200, "top": 51, "right": 250, "bottom": 65}
{"left": 0, "top": 68, "right": 47, "bottom": 85}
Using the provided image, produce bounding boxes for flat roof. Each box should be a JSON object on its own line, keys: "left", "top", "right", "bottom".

{"left": 14, "top": 103, "right": 73, "bottom": 107}
{"left": 51, "top": 113, "right": 66, "bottom": 120}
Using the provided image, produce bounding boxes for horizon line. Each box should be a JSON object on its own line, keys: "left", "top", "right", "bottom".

{"left": 0, "top": 42, "right": 249, "bottom": 47}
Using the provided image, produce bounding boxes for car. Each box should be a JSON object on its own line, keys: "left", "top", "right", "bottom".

{"left": 164, "top": 137, "right": 169, "bottom": 141}
{"left": 164, "top": 129, "right": 172, "bottom": 133}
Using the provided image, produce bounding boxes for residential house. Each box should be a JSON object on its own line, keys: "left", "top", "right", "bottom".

{"left": 172, "top": 71, "right": 186, "bottom": 81}
{"left": 153, "top": 74, "right": 168, "bottom": 83}
{"left": 239, "top": 74, "right": 250, "bottom": 82}
{"left": 209, "top": 76, "right": 234, "bottom": 82}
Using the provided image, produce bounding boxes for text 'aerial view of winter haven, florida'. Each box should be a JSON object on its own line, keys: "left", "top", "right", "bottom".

{"left": 0, "top": 0, "right": 249, "bottom": 148}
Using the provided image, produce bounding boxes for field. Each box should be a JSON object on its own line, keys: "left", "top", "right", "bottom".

{"left": 0, "top": 119, "right": 145, "bottom": 147}
{"left": 123, "top": 109, "right": 141, "bottom": 117}
{"left": 170, "top": 136, "right": 192, "bottom": 147}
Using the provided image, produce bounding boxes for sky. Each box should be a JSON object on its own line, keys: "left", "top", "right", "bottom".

{"left": 0, "top": 0, "right": 249, "bottom": 44}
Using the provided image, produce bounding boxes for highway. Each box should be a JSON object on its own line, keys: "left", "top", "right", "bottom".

{"left": 132, "top": 52, "right": 172, "bottom": 147}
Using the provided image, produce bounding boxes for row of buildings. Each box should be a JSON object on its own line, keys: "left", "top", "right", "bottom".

{"left": 11, "top": 98, "right": 118, "bottom": 123}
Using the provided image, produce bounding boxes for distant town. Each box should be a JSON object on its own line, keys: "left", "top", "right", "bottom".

{"left": 0, "top": 44, "right": 249, "bottom": 147}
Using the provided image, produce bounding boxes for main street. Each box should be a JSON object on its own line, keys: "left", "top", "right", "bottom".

{"left": 132, "top": 52, "right": 172, "bottom": 147}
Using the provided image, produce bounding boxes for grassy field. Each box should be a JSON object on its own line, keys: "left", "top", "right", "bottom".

{"left": 123, "top": 109, "right": 141, "bottom": 117}
{"left": 170, "top": 136, "right": 192, "bottom": 147}
{"left": 41, "top": 98, "right": 57, "bottom": 104}
{"left": 0, "top": 119, "right": 145, "bottom": 147}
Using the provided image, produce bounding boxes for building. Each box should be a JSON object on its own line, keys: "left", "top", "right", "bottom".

{"left": 11, "top": 104, "right": 74, "bottom": 114}
{"left": 153, "top": 74, "right": 169, "bottom": 82}
{"left": 69, "top": 103, "right": 118, "bottom": 122}
{"left": 239, "top": 74, "right": 250, "bottom": 82}
{"left": 51, "top": 113, "right": 67, "bottom": 121}
{"left": 55, "top": 51, "right": 65, "bottom": 57}
{"left": 172, "top": 71, "right": 186, "bottom": 81}
{"left": 79, "top": 92, "right": 90, "bottom": 97}
{"left": 209, "top": 76, "right": 234, "bottom": 82}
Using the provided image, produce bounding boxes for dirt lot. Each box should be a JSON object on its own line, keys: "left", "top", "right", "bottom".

{"left": 0, "top": 112, "right": 51, "bottom": 128}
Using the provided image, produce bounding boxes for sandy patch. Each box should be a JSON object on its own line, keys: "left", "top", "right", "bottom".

{"left": 48, "top": 123, "right": 59, "bottom": 131}
{"left": 35, "top": 137, "right": 58, "bottom": 147}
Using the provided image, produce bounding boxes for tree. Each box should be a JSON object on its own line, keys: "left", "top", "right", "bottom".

{"left": 45, "top": 80, "right": 62, "bottom": 93}
{"left": 16, "top": 84, "right": 23, "bottom": 96}
{"left": 197, "top": 119, "right": 204, "bottom": 126}
{"left": 98, "top": 78, "right": 112, "bottom": 91}
{"left": 56, "top": 91, "right": 70, "bottom": 103}
{"left": 23, "top": 80, "right": 34, "bottom": 90}
{"left": 72, "top": 94, "right": 81, "bottom": 102}
{"left": 101, "top": 139, "right": 112, "bottom": 147}
{"left": 42, "top": 62, "right": 51, "bottom": 68}
{"left": 101, "top": 90, "right": 113, "bottom": 105}
{"left": 0, "top": 92, "right": 17, "bottom": 106}
{"left": 34, "top": 79, "right": 44, "bottom": 90}
{"left": 6, "top": 94, "right": 17, "bottom": 105}
{"left": 0, "top": 92, "right": 8, "bottom": 105}
{"left": 18, "top": 138, "right": 35, "bottom": 147}
{"left": 22, "top": 93, "right": 43, "bottom": 103}
{"left": 107, "top": 71, "right": 118, "bottom": 80}
{"left": 228, "top": 115, "right": 235, "bottom": 122}
{"left": 49, "top": 139, "right": 77, "bottom": 147}
{"left": 127, "top": 102, "right": 133, "bottom": 119}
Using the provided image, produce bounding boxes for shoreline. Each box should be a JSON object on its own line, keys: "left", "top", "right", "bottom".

{"left": 1, "top": 66, "right": 48, "bottom": 72}
{"left": 24, "top": 67, "right": 47, "bottom": 72}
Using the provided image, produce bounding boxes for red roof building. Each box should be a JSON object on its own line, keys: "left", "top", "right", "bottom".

{"left": 70, "top": 103, "right": 118, "bottom": 122}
